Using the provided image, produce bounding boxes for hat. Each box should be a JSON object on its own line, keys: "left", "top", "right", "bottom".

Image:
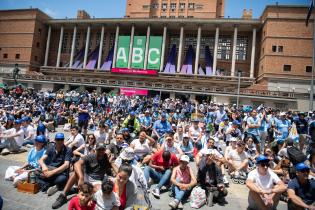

{"left": 15, "top": 119, "right": 22, "bottom": 124}
{"left": 256, "top": 155, "right": 269, "bottom": 164}
{"left": 161, "top": 113, "right": 167, "bottom": 118}
{"left": 277, "top": 139, "right": 285, "bottom": 144}
{"left": 96, "top": 143, "right": 106, "bottom": 150}
{"left": 35, "top": 135, "right": 46, "bottom": 144}
{"left": 280, "top": 112, "right": 286, "bottom": 116}
{"left": 180, "top": 155, "right": 190, "bottom": 163}
{"left": 7, "top": 116, "right": 15, "bottom": 121}
{"left": 145, "top": 110, "right": 150, "bottom": 113}
{"left": 295, "top": 163, "right": 310, "bottom": 171}
{"left": 119, "top": 147, "right": 135, "bottom": 160}
{"left": 230, "top": 137, "right": 238, "bottom": 142}
{"left": 183, "top": 133, "right": 189, "bottom": 138}
{"left": 55, "top": 133, "right": 65, "bottom": 140}
{"left": 130, "top": 111, "right": 135, "bottom": 116}
{"left": 222, "top": 116, "right": 229, "bottom": 121}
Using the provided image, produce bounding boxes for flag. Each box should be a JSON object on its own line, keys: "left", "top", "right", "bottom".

{"left": 306, "top": 0, "right": 314, "bottom": 26}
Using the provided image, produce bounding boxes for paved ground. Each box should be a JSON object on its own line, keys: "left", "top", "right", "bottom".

{"left": 0, "top": 127, "right": 288, "bottom": 210}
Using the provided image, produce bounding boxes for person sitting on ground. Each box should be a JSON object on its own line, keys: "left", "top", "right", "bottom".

{"left": 152, "top": 113, "right": 172, "bottom": 139}
{"left": 65, "top": 126, "right": 85, "bottom": 151}
{"left": 21, "top": 116, "right": 35, "bottom": 146}
{"left": 197, "top": 150, "right": 228, "bottom": 206}
{"left": 94, "top": 177, "right": 120, "bottom": 210}
{"left": 94, "top": 122, "right": 112, "bottom": 145}
{"left": 179, "top": 134, "right": 194, "bottom": 161}
{"left": 195, "top": 137, "right": 224, "bottom": 166}
{"left": 37, "top": 133, "right": 71, "bottom": 195}
{"left": 287, "top": 162, "right": 315, "bottom": 210}
{"left": 113, "top": 164, "right": 137, "bottom": 210}
{"left": 122, "top": 111, "right": 140, "bottom": 137}
{"left": 52, "top": 143, "right": 115, "bottom": 209}
{"left": 73, "top": 134, "right": 97, "bottom": 158}
{"left": 68, "top": 182, "right": 96, "bottom": 210}
{"left": 246, "top": 155, "right": 287, "bottom": 210}
{"left": 130, "top": 131, "right": 155, "bottom": 164}
{"left": 106, "top": 133, "right": 129, "bottom": 158}
{"left": 0, "top": 119, "right": 25, "bottom": 155}
{"left": 160, "top": 134, "right": 184, "bottom": 158}
{"left": 189, "top": 119, "right": 203, "bottom": 150}
{"left": 5, "top": 135, "right": 46, "bottom": 186}
{"left": 169, "top": 155, "right": 197, "bottom": 209}
{"left": 227, "top": 140, "right": 249, "bottom": 177}
{"left": 144, "top": 150, "right": 179, "bottom": 198}
{"left": 245, "top": 137, "right": 259, "bottom": 168}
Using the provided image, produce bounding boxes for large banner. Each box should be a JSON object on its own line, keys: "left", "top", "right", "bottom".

{"left": 116, "top": 36, "right": 130, "bottom": 68}
{"left": 131, "top": 36, "right": 146, "bottom": 69}
{"left": 120, "top": 88, "right": 148, "bottom": 96}
{"left": 147, "top": 36, "right": 162, "bottom": 70}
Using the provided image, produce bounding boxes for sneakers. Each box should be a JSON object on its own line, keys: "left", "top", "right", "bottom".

{"left": 47, "top": 185, "right": 59, "bottom": 196}
{"left": 168, "top": 199, "right": 179, "bottom": 209}
{"left": 151, "top": 188, "right": 160, "bottom": 198}
{"left": 52, "top": 193, "right": 67, "bottom": 209}
{"left": 1, "top": 148, "right": 10, "bottom": 155}
{"left": 223, "top": 175, "right": 229, "bottom": 185}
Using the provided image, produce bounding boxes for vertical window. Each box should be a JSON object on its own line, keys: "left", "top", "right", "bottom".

{"left": 170, "top": 3, "right": 176, "bottom": 9}
{"left": 62, "top": 32, "right": 69, "bottom": 53}
{"left": 217, "top": 36, "right": 231, "bottom": 60}
{"left": 169, "top": 16, "right": 176, "bottom": 18}
{"left": 188, "top": 3, "right": 195, "bottom": 9}
{"left": 179, "top": 3, "right": 185, "bottom": 9}
{"left": 236, "top": 36, "right": 249, "bottom": 61}
{"left": 283, "top": 65, "right": 291, "bottom": 72}
{"left": 15, "top": 54, "right": 20, "bottom": 59}
{"left": 3, "top": 53, "right": 8, "bottom": 59}
{"left": 34, "top": 56, "right": 38, "bottom": 61}
{"left": 272, "top": 45, "right": 277, "bottom": 52}
{"left": 278, "top": 46, "right": 283, "bottom": 52}
{"left": 38, "top": 28, "right": 42, "bottom": 35}
{"left": 306, "top": 66, "right": 312, "bottom": 73}
{"left": 36, "top": 42, "right": 40, "bottom": 48}
{"left": 162, "top": 3, "right": 167, "bottom": 9}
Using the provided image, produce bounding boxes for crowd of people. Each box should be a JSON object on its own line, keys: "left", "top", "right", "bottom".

{"left": 0, "top": 87, "right": 315, "bottom": 210}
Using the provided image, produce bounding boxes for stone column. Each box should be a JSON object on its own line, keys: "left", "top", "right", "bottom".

{"left": 128, "top": 25, "right": 135, "bottom": 69}
{"left": 160, "top": 26, "right": 167, "bottom": 71}
{"left": 231, "top": 26, "right": 238, "bottom": 76}
{"left": 69, "top": 26, "right": 77, "bottom": 68}
{"left": 112, "top": 25, "right": 120, "bottom": 68}
{"left": 250, "top": 28, "right": 256, "bottom": 78}
{"left": 83, "top": 26, "right": 91, "bottom": 68}
{"left": 56, "top": 26, "right": 64, "bottom": 67}
{"left": 213, "top": 26, "right": 219, "bottom": 75}
{"left": 44, "top": 25, "right": 51, "bottom": 66}
{"left": 194, "top": 26, "right": 202, "bottom": 75}
{"left": 177, "top": 26, "right": 184, "bottom": 73}
{"left": 144, "top": 25, "right": 151, "bottom": 69}
{"left": 97, "top": 26, "right": 105, "bottom": 69}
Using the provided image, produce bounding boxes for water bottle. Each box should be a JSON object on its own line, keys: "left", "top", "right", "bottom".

{"left": 29, "top": 171, "right": 36, "bottom": 184}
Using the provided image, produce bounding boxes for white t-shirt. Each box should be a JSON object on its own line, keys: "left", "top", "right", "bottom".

{"left": 66, "top": 133, "right": 85, "bottom": 148}
{"left": 7, "top": 128, "right": 24, "bottom": 147}
{"left": 228, "top": 150, "right": 247, "bottom": 168}
{"left": 131, "top": 138, "right": 151, "bottom": 157}
{"left": 94, "top": 190, "right": 120, "bottom": 210}
{"left": 94, "top": 130, "right": 110, "bottom": 144}
{"left": 247, "top": 168, "right": 281, "bottom": 191}
{"left": 24, "top": 125, "right": 35, "bottom": 140}
{"left": 199, "top": 148, "right": 223, "bottom": 159}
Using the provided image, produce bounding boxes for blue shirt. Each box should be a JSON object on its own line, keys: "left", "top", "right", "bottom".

{"left": 180, "top": 141, "right": 194, "bottom": 153}
{"left": 275, "top": 119, "right": 291, "bottom": 140}
{"left": 288, "top": 178, "right": 315, "bottom": 205}
{"left": 27, "top": 147, "right": 46, "bottom": 168}
{"left": 153, "top": 120, "right": 172, "bottom": 136}
{"left": 247, "top": 116, "right": 260, "bottom": 136}
{"left": 140, "top": 116, "right": 152, "bottom": 127}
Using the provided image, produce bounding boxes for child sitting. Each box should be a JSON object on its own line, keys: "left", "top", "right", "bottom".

{"left": 68, "top": 182, "right": 96, "bottom": 210}
{"left": 94, "top": 177, "right": 120, "bottom": 210}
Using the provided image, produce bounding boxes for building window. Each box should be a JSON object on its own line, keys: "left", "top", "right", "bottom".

{"left": 15, "top": 54, "right": 20, "bottom": 59}
{"left": 152, "top": 16, "right": 158, "bottom": 18}
{"left": 162, "top": 3, "right": 167, "bottom": 9}
{"left": 283, "top": 64, "right": 291, "bottom": 72}
{"left": 3, "top": 53, "right": 8, "bottom": 59}
{"left": 161, "top": 16, "right": 167, "bottom": 18}
{"left": 142, "top": 5, "right": 150, "bottom": 9}
{"left": 170, "top": 3, "right": 176, "bottom": 9}
{"left": 272, "top": 45, "right": 277, "bottom": 52}
{"left": 278, "top": 46, "right": 283, "bottom": 52}
{"left": 188, "top": 3, "right": 195, "bottom": 9}
{"left": 236, "top": 36, "right": 248, "bottom": 61}
{"left": 179, "top": 3, "right": 185, "bottom": 9}
{"left": 38, "top": 28, "right": 42, "bottom": 35}
{"left": 75, "top": 33, "right": 81, "bottom": 51}
{"left": 306, "top": 66, "right": 312, "bottom": 73}
{"left": 169, "top": 16, "right": 176, "bottom": 19}
{"left": 34, "top": 56, "right": 38, "bottom": 61}
{"left": 36, "top": 42, "right": 40, "bottom": 48}
{"left": 187, "top": 16, "right": 194, "bottom": 18}
{"left": 217, "top": 36, "right": 231, "bottom": 60}
{"left": 61, "top": 32, "right": 69, "bottom": 53}
{"left": 152, "top": 3, "right": 158, "bottom": 9}
{"left": 178, "top": 15, "right": 185, "bottom": 18}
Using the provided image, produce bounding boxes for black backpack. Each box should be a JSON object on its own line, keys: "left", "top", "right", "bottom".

{"left": 287, "top": 146, "right": 307, "bottom": 165}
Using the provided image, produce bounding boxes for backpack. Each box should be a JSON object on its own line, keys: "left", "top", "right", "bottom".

{"left": 287, "top": 146, "right": 307, "bottom": 165}
{"left": 189, "top": 186, "right": 207, "bottom": 209}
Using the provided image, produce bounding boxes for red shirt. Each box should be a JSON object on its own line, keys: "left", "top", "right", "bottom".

{"left": 152, "top": 150, "right": 179, "bottom": 170}
{"left": 68, "top": 196, "right": 96, "bottom": 210}
{"left": 113, "top": 184, "right": 127, "bottom": 210}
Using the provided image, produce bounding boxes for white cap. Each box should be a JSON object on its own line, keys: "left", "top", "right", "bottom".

{"left": 230, "top": 137, "right": 238, "bottom": 142}
{"left": 180, "top": 155, "right": 190, "bottom": 163}
{"left": 280, "top": 112, "right": 286, "bottom": 116}
{"left": 183, "top": 133, "right": 189, "bottom": 138}
{"left": 201, "top": 149, "right": 215, "bottom": 155}
{"left": 119, "top": 147, "right": 135, "bottom": 161}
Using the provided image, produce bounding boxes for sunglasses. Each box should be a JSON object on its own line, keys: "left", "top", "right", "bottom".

{"left": 260, "top": 162, "right": 270, "bottom": 167}
{"left": 299, "top": 169, "right": 310, "bottom": 173}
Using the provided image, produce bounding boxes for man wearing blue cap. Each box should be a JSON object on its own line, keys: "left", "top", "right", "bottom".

{"left": 0, "top": 119, "right": 25, "bottom": 155}
{"left": 153, "top": 113, "right": 172, "bottom": 139}
{"left": 287, "top": 163, "right": 315, "bottom": 210}
{"left": 246, "top": 155, "right": 286, "bottom": 210}
{"left": 122, "top": 111, "right": 140, "bottom": 136}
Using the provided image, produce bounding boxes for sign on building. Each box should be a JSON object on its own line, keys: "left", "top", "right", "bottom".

{"left": 147, "top": 36, "right": 162, "bottom": 70}
{"left": 116, "top": 36, "right": 130, "bottom": 68}
{"left": 131, "top": 36, "right": 146, "bottom": 69}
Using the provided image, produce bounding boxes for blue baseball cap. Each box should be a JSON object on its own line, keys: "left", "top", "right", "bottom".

{"left": 277, "top": 139, "right": 285, "bottom": 144}
{"left": 37, "top": 123, "right": 46, "bottom": 133}
{"left": 222, "top": 116, "right": 229, "bottom": 121}
{"left": 256, "top": 155, "right": 269, "bottom": 164}
{"left": 130, "top": 111, "right": 135, "bottom": 116}
{"left": 7, "top": 116, "right": 15, "bottom": 121}
{"left": 232, "top": 120, "right": 240, "bottom": 125}
{"left": 295, "top": 163, "right": 310, "bottom": 171}
{"left": 15, "top": 119, "right": 22, "bottom": 124}
{"left": 35, "top": 135, "right": 46, "bottom": 144}
{"left": 161, "top": 113, "right": 167, "bottom": 118}
{"left": 55, "top": 133, "right": 65, "bottom": 140}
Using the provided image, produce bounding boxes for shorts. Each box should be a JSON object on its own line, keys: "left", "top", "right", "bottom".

{"left": 78, "top": 120, "right": 89, "bottom": 130}
{"left": 84, "top": 174, "right": 102, "bottom": 186}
